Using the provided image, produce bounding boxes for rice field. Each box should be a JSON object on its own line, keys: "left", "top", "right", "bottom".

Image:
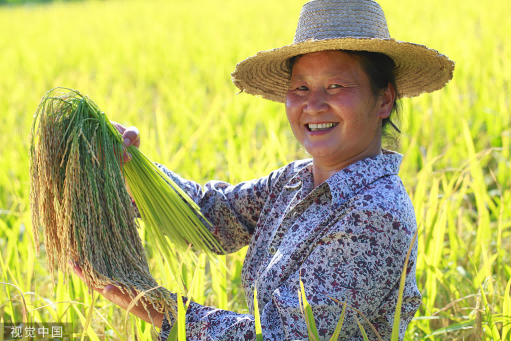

{"left": 0, "top": 0, "right": 510, "bottom": 339}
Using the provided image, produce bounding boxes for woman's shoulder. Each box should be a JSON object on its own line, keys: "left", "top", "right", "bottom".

{"left": 327, "top": 152, "right": 406, "bottom": 203}
{"left": 326, "top": 152, "right": 416, "bottom": 236}
{"left": 329, "top": 175, "right": 416, "bottom": 241}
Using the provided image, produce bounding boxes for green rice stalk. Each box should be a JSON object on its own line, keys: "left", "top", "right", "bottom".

{"left": 329, "top": 300, "right": 347, "bottom": 341}
{"left": 327, "top": 296, "right": 383, "bottom": 341}
{"left": 390, "top": 229, "right": 418, "bottom": 341}
{"left": 168, "top": 322, "right": 179, "bottom": 341}
{"left": 82, "top": 292, "right": 97, "bottom": 341}
{"left": 355, "top": 316, "right": 370, "bottom": 341}
{"left": 502, "top": 277, "right": 511, "bottom": 340}
{"left": 29, "top": 87, "right": 222, "bottom": 321}
{"left": 253, "top": 287, "right": 264, "bottom": 341}
{"left": 298, "top": 279, "right": 320, "bottom": 341}
{"left": 475, "top": 243, "right": 501, "bottom": 340}
{"left": 177, "top": 289, "right": 187, "bottom": 340}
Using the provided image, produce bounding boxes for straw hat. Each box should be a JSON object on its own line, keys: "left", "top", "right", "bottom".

{"left": 231, "top": 0, "right": 455, "bottom": 103}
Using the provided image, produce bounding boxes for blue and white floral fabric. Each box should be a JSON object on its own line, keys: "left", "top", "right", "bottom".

{"left": 157, "top": 150, "right": 420, "bottom": 341}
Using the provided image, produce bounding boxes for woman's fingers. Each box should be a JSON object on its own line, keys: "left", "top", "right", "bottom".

{"left": 122, "top": 126, "right": 141, "bottom": 149}
{"left": 110, "top": 121, "right": 126, "bottom": 135}
{"left": 110, "top": 121, "right": 140, "bottom": 163}
{"left": 122, "top": 126, "right": 140, "bottom": 163}
{"left": 101, "top": 284, "right": 134, "bottom": 308}
{"left": 71, "top": 263, "right": 134, "bottom": 308}
{"left": 71, "top": 263, "right": 85, "bottom": 280}
{"left": 71, "top": 263, "right": 102, "bottom": 293}
{"left": 70, "top": 262, "right": 164, "bottom": 326}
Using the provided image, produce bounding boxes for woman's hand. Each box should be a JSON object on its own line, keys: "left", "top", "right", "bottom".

{"left": 110, "top": 121, "right": 141, "bottom": 163}
{"left": 71, "top": 263, "right": 164, "bottom": 328}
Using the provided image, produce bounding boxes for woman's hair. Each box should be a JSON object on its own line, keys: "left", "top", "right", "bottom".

{"left": 287, "top": 50, "right": 401, "bottom": 146}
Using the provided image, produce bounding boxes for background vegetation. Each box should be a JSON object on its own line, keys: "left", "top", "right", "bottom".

{"left": 0, "top": 0, "right": 509, "bottom": 339}
{"left": 0, "top": 0, "right": 82, "bottom": 5}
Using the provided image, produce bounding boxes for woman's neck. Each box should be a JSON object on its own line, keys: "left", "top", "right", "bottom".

{"left": 312, "top": 140, "right": 382, "bottom": 188}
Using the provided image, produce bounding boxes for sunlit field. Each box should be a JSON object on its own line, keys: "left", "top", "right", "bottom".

{"left": 0, "top": 0, "right": 510, "bottom": 339}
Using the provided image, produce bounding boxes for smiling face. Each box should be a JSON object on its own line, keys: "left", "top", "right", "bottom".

{"left": 286, "top": 50, "right": 394, "bottom": 173}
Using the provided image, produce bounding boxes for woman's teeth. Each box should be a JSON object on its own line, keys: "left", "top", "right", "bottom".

{"left": 308, "top": 123, "right": 337, "bottom": 131}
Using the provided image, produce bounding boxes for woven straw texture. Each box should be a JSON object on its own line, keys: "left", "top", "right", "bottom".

{"left": 231, "top": 0, "right": 455, "bottom": 102}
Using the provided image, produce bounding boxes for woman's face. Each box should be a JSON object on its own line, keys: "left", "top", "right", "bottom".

{"left": 286, "top": 50, "right": 393, "bottom": 168}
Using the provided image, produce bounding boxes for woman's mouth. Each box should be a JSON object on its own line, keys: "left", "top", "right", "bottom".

{"left": 306, "top": 123, "right": 339, "bottom": 131}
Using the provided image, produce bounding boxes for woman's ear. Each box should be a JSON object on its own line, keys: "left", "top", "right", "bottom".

{"left": 378, "top": 83, "right": 396, "bottom": 119}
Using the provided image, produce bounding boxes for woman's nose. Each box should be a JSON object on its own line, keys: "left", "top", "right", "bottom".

{"left": 303, "top": 89, "right": 329, "bottom": 115}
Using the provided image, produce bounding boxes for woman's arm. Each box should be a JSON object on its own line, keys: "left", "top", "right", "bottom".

{"left": 153, "top": 163, "right": 279, "bottom": 254}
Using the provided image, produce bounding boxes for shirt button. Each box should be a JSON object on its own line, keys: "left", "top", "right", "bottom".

{"left": 250, "top": 284, "right": 255, "bottom": 293}
{"left": 269, "top": 246, "right": 277, "bottom": 255}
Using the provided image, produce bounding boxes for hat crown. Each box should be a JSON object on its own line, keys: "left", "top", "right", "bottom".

{"left": 293, "top": 0, "right": 390, "bottom": 44}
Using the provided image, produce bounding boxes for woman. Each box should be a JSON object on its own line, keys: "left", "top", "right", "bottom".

{"left": 73, "top": 0, "right": 454, "bottom": 339}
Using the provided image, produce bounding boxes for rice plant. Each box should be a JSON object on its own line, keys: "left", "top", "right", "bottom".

{"left": 0, "top": 0, "right": 509, "bottom": 339}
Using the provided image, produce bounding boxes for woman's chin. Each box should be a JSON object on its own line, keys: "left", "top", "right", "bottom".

{"left": 304, "top": 143, "right": 343, "bottom": 160}
{"left": 307, "top": 149, "right": 342, "bottom": 162}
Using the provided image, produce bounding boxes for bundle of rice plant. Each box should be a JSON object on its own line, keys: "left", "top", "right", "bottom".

{"left": 29, "top": 87, "right": 222, "bottom": 320}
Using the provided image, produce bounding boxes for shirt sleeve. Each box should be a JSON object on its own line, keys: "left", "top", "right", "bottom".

{"left": 158, "top": 207, "right": 420, "bottom": 341}
{"left": 148, "top": 163, "right": 275, "bottom": 254}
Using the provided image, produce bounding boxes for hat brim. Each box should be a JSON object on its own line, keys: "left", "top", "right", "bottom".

{"left": 231, "top": 38, "right": 455, "bottom": 102}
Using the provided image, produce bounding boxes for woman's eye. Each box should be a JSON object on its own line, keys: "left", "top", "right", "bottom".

{"left": 296, "top": 85, "right": 308, "bottom": 91}
{"left": 329, "top": 84, "right": 343, "bottom": 89}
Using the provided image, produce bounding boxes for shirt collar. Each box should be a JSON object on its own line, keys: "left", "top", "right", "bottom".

{"left": 325, "top": 150, "right": 403, "bottom": 209}
{"left": 283, "top": 161, "right": 314, "bottom": 196}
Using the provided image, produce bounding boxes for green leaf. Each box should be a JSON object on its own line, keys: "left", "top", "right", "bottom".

{"left": 299, "top": 279, "right": 320, "bottom": 341}
{"left": 177, "top": 290, "right": 186, "bottom": 340}
{"left": 355, "top": 316, "right": 370, "bottom": 341}
{"left": 329, "top": 300, "right": 347, "bottom": 341}
{"left": 479, "top": 281, "right": 501, "bottom": 340}
{"left": 502, "top": 277, "right": 511, "bottom": 340}
{"left": 327, "top": 296, "right": 383, "bottom": 341}
{"left": 253, "top": 287, "right": 264, "bottom": 341}
{"left": 391, "top": 229, "right": 418, "bottom": 341}
{"left": 81, "top": 292, "right": 96, "bottom": 341}
{"left": 70, "top": 301, "right": 101, "bottom": 341}
{"left": 423, "top": 320, "right": 475, "bottom": 338}
{"left": 167, "top": 323, "right": 179, "bottom": 341}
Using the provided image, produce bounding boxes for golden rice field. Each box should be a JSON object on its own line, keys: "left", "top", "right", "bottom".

{"left": 0, "top": 0, "right": 510, "bottom": 339}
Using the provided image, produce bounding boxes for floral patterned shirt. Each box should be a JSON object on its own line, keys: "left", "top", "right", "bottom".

{"left": 157, "top": 150, "right": 420, "bottom": 341}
